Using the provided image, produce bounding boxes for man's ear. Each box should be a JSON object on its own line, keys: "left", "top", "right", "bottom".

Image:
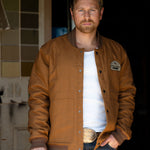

{"left": 100, "top": 7, "right": 104, "bottom": 20}
{"left": 70, "top": 8, "right": 74, "bottom": 20}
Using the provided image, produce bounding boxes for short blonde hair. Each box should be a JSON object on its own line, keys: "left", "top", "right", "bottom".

{"left": 70, "top": 0, "right": 104, "bottom": 10}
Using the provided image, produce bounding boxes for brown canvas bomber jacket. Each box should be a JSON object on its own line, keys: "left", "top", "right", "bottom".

{"left": 28, "top": 29, "right": 136, "bottom": 150}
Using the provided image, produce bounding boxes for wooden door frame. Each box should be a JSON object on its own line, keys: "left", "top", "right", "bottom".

{"left": 39, "top": 0, "right": 52, "bottom": 47}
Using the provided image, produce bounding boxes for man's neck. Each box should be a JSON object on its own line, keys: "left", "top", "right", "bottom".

{"left": 75, "top": 28, "right": 98, "bottom": 51}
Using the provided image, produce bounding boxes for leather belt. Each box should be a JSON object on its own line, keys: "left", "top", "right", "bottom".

{"left": 83, "top": 128, "right": 101, "bottom": 143}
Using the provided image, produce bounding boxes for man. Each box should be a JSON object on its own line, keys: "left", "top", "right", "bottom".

{"left": 28, "top": 0, "right": 136, "bottom": 150}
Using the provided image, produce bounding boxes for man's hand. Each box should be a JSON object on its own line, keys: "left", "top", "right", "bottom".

{"left": 31, "top": 148, "right": 47, "bottom": 150}
{"left": 101, "top": 134, "right": 119, "bottom": 149}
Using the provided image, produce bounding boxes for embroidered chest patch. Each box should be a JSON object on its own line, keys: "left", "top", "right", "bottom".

{"left": 111, "top": 61, "right": 121, "bottom": 71}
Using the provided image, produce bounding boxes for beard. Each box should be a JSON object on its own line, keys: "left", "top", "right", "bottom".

{"left": 76, "top": 19, "right": 98, "bottom": 33}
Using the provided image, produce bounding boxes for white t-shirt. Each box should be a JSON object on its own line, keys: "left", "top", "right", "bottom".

{"left": 83, "top": 50, "right": 107, "bottom": 132}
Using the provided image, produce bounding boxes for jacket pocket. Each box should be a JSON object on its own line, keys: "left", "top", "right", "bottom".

{"left": 49, "top": 98, "right": 74, "bottom": 143}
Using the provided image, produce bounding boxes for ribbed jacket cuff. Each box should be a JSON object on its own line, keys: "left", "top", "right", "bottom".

{"left": 30, "top": 138, "right": 47, "bottom": 150}
{"left": 112, "top": 128, "right": 129, "bottom": 145}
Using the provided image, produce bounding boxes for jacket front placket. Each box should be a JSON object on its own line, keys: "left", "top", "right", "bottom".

{"left": 73, "top": 47, "right": 84, "bottom": 150}
{"left": 94, "top": 48, "right": 110, "bottom": 149}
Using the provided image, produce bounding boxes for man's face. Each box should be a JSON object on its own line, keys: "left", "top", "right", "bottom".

{"left": 70, "top": 0, "right": 104, "bottom": 33}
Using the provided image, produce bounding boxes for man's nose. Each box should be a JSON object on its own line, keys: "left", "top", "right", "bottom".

{"left": 84, "top": 10, "right": 90, "bottom": 18}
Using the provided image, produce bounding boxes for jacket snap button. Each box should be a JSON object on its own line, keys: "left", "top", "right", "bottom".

{"left": 96, "top": 52, "right": 98, "bottom": 55}
{"left": 103, "top": 90, "right": 106, "bottom": 93}
{"left": 99, "top": 70, "right": 102, "bottom": 74}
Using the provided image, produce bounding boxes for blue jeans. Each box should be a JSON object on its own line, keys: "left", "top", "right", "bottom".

{"left": 84, "top": 140, "right": 116, "bottom": 150}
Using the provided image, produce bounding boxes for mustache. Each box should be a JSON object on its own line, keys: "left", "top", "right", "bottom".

{"left": 80, "top": 19, "right": 94, "bottom": 24}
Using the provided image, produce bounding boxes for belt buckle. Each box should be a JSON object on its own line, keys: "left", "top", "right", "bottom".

{"left": 83, "top": 128, "right": 97, "bottom": 143}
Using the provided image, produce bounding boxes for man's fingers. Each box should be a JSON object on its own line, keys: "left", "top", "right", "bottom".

{"left": 101, "top": 134, "right": 119, "bottom": 148}
{"left": 101, "top": 137, "right": 110, "bottom": 146}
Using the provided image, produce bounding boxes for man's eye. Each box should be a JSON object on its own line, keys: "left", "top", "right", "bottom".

{"left": 90, "top": 9, "right": 96, "bottom": 11}
{"left": 78, "top": 10, "right": 84, "bottom": 12}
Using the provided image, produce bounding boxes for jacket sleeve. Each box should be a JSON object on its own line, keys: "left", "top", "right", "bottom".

{"left": 112, "top": 49, "right": 136, "bottom": 145}
{"left": 28, "top": 46, "right": 50, "bottom": 148}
